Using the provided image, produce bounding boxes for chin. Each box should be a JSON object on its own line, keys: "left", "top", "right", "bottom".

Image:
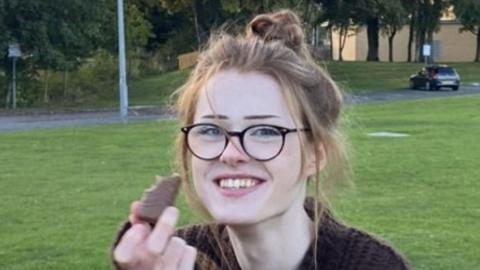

{"left": 205, "top": 201, "right": 265, "bottom": 225}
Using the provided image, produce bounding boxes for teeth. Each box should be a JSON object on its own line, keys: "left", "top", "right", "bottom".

{"left": 218, "top": 178, "right": 259, "bottom": 189}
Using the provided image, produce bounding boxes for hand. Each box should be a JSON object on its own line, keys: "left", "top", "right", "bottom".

{"left": 113, "top": 203, "right": 197, "bottom": 270}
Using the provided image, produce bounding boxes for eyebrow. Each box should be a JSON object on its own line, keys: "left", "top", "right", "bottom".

{"left": 201, "top": 114, "right": 279, "bottom": 120}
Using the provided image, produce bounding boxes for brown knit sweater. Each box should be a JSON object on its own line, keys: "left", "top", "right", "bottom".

{"left": 112, "top": 198, "right": 410, "bottom": 270}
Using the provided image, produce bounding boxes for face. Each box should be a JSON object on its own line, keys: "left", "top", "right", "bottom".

{"left": 190, "top": 69, "right": 317, "bottom": 225}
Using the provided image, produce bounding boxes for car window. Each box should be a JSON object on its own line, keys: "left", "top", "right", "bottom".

{"left": 437, "top": 67, "right": 455, "bottom": 75}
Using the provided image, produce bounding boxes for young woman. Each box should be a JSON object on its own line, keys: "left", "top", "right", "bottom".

{"left": 112, "top": 10, "right": 410, "bottom": 270}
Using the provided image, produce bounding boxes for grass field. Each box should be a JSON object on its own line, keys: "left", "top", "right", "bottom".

{"left": 3, "top": 61, "right": 479, "bottom": 113}
{"left": 1, "top": 96, "right": 479, "bottom": 269}
{"left": 124, "top": 61, "right": 480, "bottom": 107}
{"left": 325, "top": 61, "right": 480, "bottom": 92}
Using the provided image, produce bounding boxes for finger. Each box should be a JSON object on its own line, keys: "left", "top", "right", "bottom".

{"left": 178, "top": 245, "right": 197, "bottom": 270}
{"left": 146, "top": 206, "right": 179, "bottom": 255}
{"left": 155, "top": 237, "right": 187, "bottom": 270}
{"left": 113, "top": 223, "right": 151, "bottom": 266}
{"left": 129, "top": 201, "right": 142, "bottom": 224}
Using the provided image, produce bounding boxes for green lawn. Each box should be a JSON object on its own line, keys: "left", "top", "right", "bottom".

{"left": 128, "top": 68, "right": 191, "bottom": 107}
{"left": 324, "top": 61, "right": 480, "bottom": 92}
{"left": 3, "top": 61, "right": 479, "bottom": 114}
{"left": 123, "top": 61, "right": 480, "bottom": 107}
{"left": 1, "top": 96, "right": 479, "bottom": 269}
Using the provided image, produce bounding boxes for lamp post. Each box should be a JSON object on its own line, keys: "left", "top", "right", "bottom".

{"left": 8, "top": 43, "right": 22, "bottom": 110}
{"left": 117, "top": 0, "right": 128, "bottom": 121}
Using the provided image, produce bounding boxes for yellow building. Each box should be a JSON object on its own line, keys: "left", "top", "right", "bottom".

{"left": 332, "top": 20, "right": 478, "bottom": 62}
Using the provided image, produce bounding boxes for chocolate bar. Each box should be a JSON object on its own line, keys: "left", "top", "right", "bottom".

{"left": 137, "top": 175, "right": 181, "bottom": 224}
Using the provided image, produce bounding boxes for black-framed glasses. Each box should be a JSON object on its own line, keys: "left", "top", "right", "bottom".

{"left": 181, "top": 123, "right": 310, "bottom": 161}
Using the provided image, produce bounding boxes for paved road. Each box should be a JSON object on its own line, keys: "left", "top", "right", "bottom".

{"left": 0, "top": 107, "right": 175, "bottom": 132}
{"left": 346, "top": 84, "right": 480, "bottom": 104}
{"left": 1, "top": 85, "right": 479, "bottom": 132}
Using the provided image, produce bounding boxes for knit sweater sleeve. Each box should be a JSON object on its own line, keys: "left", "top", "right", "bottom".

{"left": 338, "top": 228, "right": 411, "bottom": 270}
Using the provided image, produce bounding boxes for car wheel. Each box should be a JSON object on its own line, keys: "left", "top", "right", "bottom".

{"left": 452, "top": 86, "right": 459, "bottom": 91}
{"left": 425, "top": 81, "right": 431, "bottom": 91}
{"left": 409, "top": 80, "right": 415, "bottom": 90}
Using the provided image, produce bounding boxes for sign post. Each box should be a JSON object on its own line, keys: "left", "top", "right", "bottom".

{"left": 117, "top": 0, "right": 129, "bottom": 121}
{"left": 8, "top": 43, "right": 22, "bottom": 110}
{"left": 422, "top": 44, "right": 431, "bottom": 66}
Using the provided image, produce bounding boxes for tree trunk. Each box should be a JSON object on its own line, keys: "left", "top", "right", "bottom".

{"left": 192, "top": 0, "right": 224, "bottom": 48}
{"left": 43, "top": 70, "right": 50, "bottom": 103}
{"left": 416, "top": 26, "right": 425, "bottom": 63}
{"left": 388, "top": 30, "right": 396, "bottom": 62}
{"left": 427, "top": 30, "right": 434, "bottom": 64}
{"left": 63, "top": 69, "right": 68, "bottom": 98}
{"left": 366, "top": 17, "right": 380, "bottom": 61}
{"left": 339, "top": 26, "right": 348, "bottom": 61}
{"left": 427, "top": 30, "right": 434, "bottom": 44}
{"left": 417, "top": 33, "right": 425, "bottom": 63}
{"left": 329, "top": 27, "right": 334, "bottom": 60}
{"left": 258, "top": 0, "right": 266, "bottom": 13}
{"left": 407, "top": 9, "right": 415, "bottom": 62}
{"left": 475, "top": 28, "right": 480, "bottom": 62}
{"left": 192, "top": 0, "right": 209, "bottom": 48}
{"left": 6, "top": 82, "right": 11, "bottom": 107}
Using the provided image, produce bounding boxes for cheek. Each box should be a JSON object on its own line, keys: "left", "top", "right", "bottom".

{"left": 191, "top": 158, "right": 203, "bottom": 186}
{"left": 270, "top": 138, "right": 304, "bottom": 184}
{"left": 283, "top": 137, "right": 304, "bottom": 168}
{"left": 191, "top": 158, "right": 210, "bottom": 193}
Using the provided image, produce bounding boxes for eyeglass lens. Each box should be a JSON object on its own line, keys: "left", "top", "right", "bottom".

{"left": 187, "top": 124, "right": 284, "bottom": 160}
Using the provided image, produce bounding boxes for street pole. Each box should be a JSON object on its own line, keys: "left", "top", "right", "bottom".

{"left": 117, "top": 0, "right": 128, "bottom": 121}
{"left": 7, "top": 43, "right": 21, "bottom": 110}
{"left": 12, "top": 58, "right": 17, "bottom": 110}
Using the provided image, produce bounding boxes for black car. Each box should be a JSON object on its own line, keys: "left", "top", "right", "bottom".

{"left": 409, "top": 65, "right": 460, "bottom": 91}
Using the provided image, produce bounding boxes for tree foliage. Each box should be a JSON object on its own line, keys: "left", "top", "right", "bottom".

{"left": 380, "top": 0, "right": 408, "bottom": 62}
{"left": 414, "top": 0, "right": 448, "bottom": 62}
{"left": 0, "top": 0, "right": 110, "bottom": 71}
{"left": 161, "top": 0, "right": 226, "bottom": 46}
{"left": 317, "top": 0, "right": 356, "bottom": 61}
{"left": 454, "top": 0, "right": 480, "bottom": 61}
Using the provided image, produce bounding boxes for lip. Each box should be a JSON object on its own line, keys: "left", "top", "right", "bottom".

{"left": 213, "top": 174, "right": 267, "bottom": 198}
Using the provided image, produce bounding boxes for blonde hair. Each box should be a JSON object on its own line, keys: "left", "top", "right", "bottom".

{"left": 174, "top": 9, "right": 350, "bottom": 269}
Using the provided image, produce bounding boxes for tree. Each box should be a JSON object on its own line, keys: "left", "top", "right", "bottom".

{"left": 0, "top": 0, "right": 10, "bottom": 105}
{"left": 415, "top": 0, "right": 448, "bottom": 62}
{"left": 400, "top": 0, "right": 448, "bottom": 63}
{"left": 348, "top": 0, "right": 406, "bottom": 62}
{"left": 454, "top": 0, "right": 480, "bottom": 62}
{"left": 349, "top": 0, "right": 383, "bottom": 61}
{"left": 1, "top": 0, "right": 113, "bottom": 102}
{"left": 317, "top": 0, "right": 356, "bottom": 61}
{"left": 131, "top": 1, "right": 195, "bottom": 52}
{"left": 160, "top": 0, "right": 226, "bottom": 47}
{"left": 160, "top": 0, "right": 326, "bottom": 49}
{"left": 405, "top": 0, "right": 418, "bottom": 62}
{"left": 380, "top": 1, "right": 408, "bottom": 62}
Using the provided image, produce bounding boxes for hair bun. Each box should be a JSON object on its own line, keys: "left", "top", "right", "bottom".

{"left": 246, "top": 10, "right": 305, "bottom": 53}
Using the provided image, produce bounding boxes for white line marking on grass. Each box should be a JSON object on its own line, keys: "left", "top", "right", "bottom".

{"left": 367, "top": 132, "right": 410, "bottom": 138}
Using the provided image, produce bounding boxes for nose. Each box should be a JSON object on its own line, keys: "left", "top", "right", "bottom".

{"left": 219, "top": 137, "right": 250, "bottom": 165}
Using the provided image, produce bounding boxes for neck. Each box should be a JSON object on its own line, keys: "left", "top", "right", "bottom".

{"left": 226, "top": 196, "right": 314, "bottom": 270}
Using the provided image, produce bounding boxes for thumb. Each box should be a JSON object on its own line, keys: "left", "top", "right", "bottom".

{"left": 129, "top": 201, "right": 143, "bottom": 224}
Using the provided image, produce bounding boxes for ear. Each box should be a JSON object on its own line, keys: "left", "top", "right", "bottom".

{"left": 304, "top": 142, "right": 327, "bottom": 178}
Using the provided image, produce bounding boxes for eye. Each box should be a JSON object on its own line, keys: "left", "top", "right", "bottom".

{"left": 195, "top": 125, "right": 223, "bottom": 136}
{"left": 248, "top": 126, "right": 282, "bottom": 137}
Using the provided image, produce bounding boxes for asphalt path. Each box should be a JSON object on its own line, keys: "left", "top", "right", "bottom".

{"left": 346, "top": 84, "right": 480, "bottom": 104}
{"left": 1, "top": 85, "right": 479, "bottom": 133}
